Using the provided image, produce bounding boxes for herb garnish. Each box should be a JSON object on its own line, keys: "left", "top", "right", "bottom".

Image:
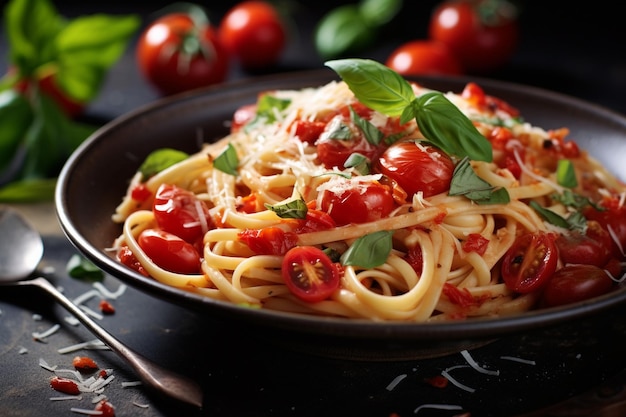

{"left": 213, "top": 143, "right": 239, "bottom": 175}
{"left": 139, "top": 148, "right": 189, "bottom": 180}
{"left": 449, "top": 157, "right": 510, "bottom": 204}
{"left": 340, "top": 230, "right": 393, "bottom": 268}
{"left": 265, "top": 198, "right": 308, "bottom": 219}
{"left": 325, "top": 58, "right": 492, "bottom": 162}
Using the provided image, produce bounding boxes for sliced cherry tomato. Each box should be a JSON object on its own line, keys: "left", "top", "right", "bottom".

{"left": 501, "top": 232, "right": 558, "bottom": 293}
{"left": 385, "top": 40, "right": 463, "bottom": 76}
{"left": 218, "top": 1, "right": 286, "bottom": 70}
{"left": 376, "top": 141, "right": 455, "bottom": 199}
{"left": 282, "top": 246, "right": 340, "bottom": 303}
{"left": 584, "top": 196, "right": 626, "bottom": 261}
{"left": 428, "top": 0, "right": 519, "bottom": 73}
{"left": 294, "top": 120, "right": 328, "bottom": 145}
{"left": 137, "top": 12, "right": 229, "bottom": 96}
{"left": 541, "top": 264, "right": 615, "bottom": 308}
{"left": 238, "top": 227, "right": 298, "bottom": 255}
{"left": 153, "top": 184, "right": 212, "bottom": 243}
{"left": 319, "top": 181, "right": 395, "bottom": 226}
{"left": 138, "top": 229, "right": 202, "bottom": 274}
{"left": 555, "top": 221, "right": 613, "bottom": 267}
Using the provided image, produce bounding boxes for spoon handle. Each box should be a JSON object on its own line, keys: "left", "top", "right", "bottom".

{"left": 24, "top": 276, "right": 203, "bottom": 408}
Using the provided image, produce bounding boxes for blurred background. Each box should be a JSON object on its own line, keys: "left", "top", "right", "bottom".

{"left": 2, "top": 0, "right": 624, "bottom": 119}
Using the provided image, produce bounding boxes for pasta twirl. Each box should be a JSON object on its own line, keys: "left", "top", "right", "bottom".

{"left": 112, "top": 64, "right": 626, "bottom": 322}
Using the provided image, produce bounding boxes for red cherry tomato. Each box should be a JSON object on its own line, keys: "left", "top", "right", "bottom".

{"left": 137, "top": 229, "right": 202, "bottom": 274}
{"left": 541, "top": 264, "right": 615, "bottom": 308}
{"left": 319, "top": 181, "right": 395, "bottom": 226}
{"left": 585, "top": 196, "right": 626, "bottom": 261}
{"left": 428, "top": 0, "right": 519, "bottom": 73}
{"left": 282, "top": 246, "right": 340, "bottom": 303}
{"left": 94, "top": 399, "right": 116, "bottom": 417}
{"left": 238, "top": 227, "right": 298, "bottom": 255}
{"left": 376, "top": 141, "right": 455, "bottom": 199}
{"left": 218, "top": 1, "right": 286, "bottom": 70}
{"left": 293, "top": 209, "right": 337, "bottom": 233}
{"left": 555, "top": 221, "right": 613, "bottom": 267}
{"left": 137, "top": 12, "right": 229, "bottom": 96}
{"left": 385, "top": 40, "right": 463, "bottom": 76}
{"left": 316, "top": 127, "right": 381, "bottom": 170}
{"left": 153, "top": 184, "right": 212, "bottom": 243}
{"left": 501, "top": 232, "right": 558, "bottom": 293}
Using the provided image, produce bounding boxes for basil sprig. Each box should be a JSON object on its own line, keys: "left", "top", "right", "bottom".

{"left": 325, "top": 58, "right": 492, "bottom": 162}
{"left": 340, "top": 230, "right": 393, "bottom": 268}
{"left": 265, "top": 198, "right": 308, "bottom": 219}
{"left": 449, "top": 157, "right": 510, "bottom": 204}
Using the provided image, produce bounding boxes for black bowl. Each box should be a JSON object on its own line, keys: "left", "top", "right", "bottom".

{"left": 55, "top": 70, "right": 626, "bottom": 360}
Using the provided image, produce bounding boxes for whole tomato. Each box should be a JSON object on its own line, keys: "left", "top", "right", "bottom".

{"left": 386, "top": 40, "right": 463, "bottom": 76}
{"left": 218, "top": 1, "right": 286, "bottom": 70}
{"left": 428, "top": 0, "right": 519, "bottom": 73}
{"left": 137, "top": 11, "right": 229, "bottom": 96}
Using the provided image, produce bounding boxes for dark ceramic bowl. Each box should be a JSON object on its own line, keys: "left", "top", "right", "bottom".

{"left": 55, "top": 70, "right": 626, "bottom": 360}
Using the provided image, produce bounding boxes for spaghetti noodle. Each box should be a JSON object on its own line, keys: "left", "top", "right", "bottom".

{"left": 111, "top": 59, "right": 626, "bottom": 322}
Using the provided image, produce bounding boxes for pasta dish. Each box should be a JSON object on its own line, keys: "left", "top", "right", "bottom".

{"left": 111, "top": 59, "right": 626, "bottom": 322}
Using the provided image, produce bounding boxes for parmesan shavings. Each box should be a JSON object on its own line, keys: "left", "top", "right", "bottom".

{"left": 32, "top": 323, "right": 61, "bottom": 342}
{"left": 69, "top": 407, "right": 104, "bottom": 415}
{"left": 414, "top": 404, "right": 464, "bottom": 414}
{"left": 461, "top": 350, "right": 500, "bottom": 376}
{"left": 500, "top": 356, "right": 537, "bottom": 365}
{"left": 39, "top": 357, "right": 58, "bottom": 372}
{"left": 50, "top": 395, "right": 83, "bottom": 401}
{"left": 58, "top": 339, "right": 108, "bottom": 354}
{"left": 385, "top": 374, "right": 407, "bottom": 391}
{"left": 92, "top": 282, "right": 127, "bottom": 299}
{"left": 441, "top": 365, "right": 476, "bottom": 393}
{"left": 133, "top": 401, "right": 150, "bottom": 408}
{"left": 121, "top": 380, "right": 142, "bottom": 388}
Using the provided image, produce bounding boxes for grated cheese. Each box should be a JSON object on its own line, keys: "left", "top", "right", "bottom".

{"left": 33, "top": 323, "right": 61, "bottom": 341}
{"left": 461, "top": 350, "right": 500, "bottom": 376}
{"left": 385, "top": 373, "right": 407, "bottom": 391}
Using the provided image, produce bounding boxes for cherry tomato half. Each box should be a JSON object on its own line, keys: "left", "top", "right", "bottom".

{"left": 138, "top": 229, "right": 202, "bottom": 274}
{"left": 153, "top": 184, "right": 213, "bottom": 243}
{"left": 319, "top": 181, "right": 395, "bottom": 226}
{"left": 501, "top": 232, "right": 558, "bottom": 293}
{"left": 218, "top": 1, "right": 286, "bottom": 70}
{"left": 137, "top": 12, "right": 229, "bottom": 96}
{"left": 585, "top": 196, "right": 626, "bottom": 261}
{"left": 385, "top": 40, "right": 463, "bottom": 76}
{"left": 376, "top": 141, "right": 455, "bottom": 199}
{"left": 428, "top": 0, "right": 519, "bottom": 73}
{"left": 282, "top": 246, "right": 340, "bottom": 303}
{"left": 541, "top": 264, "right": 615, "bottom": 308}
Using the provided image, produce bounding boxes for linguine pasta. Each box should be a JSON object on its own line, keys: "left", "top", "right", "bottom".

{"left": 111, "top": 63, "right": 626, "bottom": 322}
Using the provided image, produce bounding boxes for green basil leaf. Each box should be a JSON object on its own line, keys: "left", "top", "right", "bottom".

{"left": 0, "top": 90, "right": 34, "bottom": 176}
{"left": 245, "top": 95, "right": 291, "bottom": 130}
{"left": 350, "top": 106, "right": 383, "bottom": 145}
{"left": 327, "top": 122, "right": 353, "bottom": 140}
{"left": 359, "top": 0, "right": 403, "bottom": 27}
{"left": 66, "top": 253, "right": 104, "bottom": 281}
{"left": 449, "top": 157, "right": 510, "bottom": 204}
{"left": 414, "top": 92, "right": 492, "bottom": 162}
{"left": 214, "top": 143, "right": 239, "bottom": 176}
{"left": 553, "top": 189, "right": 604, "bottom": 211}
{"left": 315, "top": 5, "right": 375, "bottom": 59}
{"left": 325, "top": 58, "right": 415, "bottom": 117}
{"left": 0, "top": 177, "right": 56, "bottom": 202}
{"left": 529, "top": 201, "right": 571, "bottom": 229}
{"left": 5, "top": 0, "right": 65, "bottom": 74}
{"left": 265, "top": 198, "right": 308, "bottom": 219}
{"left": 340, "top": 230, "right": 393, "bottom": 268}
{"left": 139, "top": 148, "right": 189, "bottom": 180}
{"left": 556, "top": 159, "right": 577, "bottom": 188}
{"left": 343, "top": 152, "right": 370, "bottom": 175}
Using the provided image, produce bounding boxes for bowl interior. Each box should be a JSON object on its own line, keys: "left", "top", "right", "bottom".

{"left": 55, "top": 70, "right": 626, "bottom": 359}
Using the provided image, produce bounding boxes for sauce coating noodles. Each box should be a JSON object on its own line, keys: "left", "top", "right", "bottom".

{"left": 112, "top": 78, "right": 626, "bottom": 322}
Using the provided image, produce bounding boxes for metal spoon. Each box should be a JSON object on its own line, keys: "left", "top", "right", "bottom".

{"left": 0, "top": 207, "right": 203, "bottom": 409}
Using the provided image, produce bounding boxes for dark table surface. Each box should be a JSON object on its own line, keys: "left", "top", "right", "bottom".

{"left": 2, "top": 1, "right": 626, "bottom": 416}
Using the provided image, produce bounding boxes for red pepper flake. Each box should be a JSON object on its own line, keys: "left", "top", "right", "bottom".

{"left": 95, "top": 399, "right": 116, "bottom": 417}
{"left": 99, "top": 369, "right": 108, "bottom": 378}
{"left": 50, "top": 376, "right": 80, "bottom": 395}
{"left": 99, "top": 299, "right": 116, "bottom": 315}
{"left": 425, "top": 374, "right": 449, "bottom": 389}
{"left": 72, "top": 356, "right": 99, "bottom": 372}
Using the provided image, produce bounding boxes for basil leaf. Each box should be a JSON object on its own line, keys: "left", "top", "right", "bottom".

{"left": 343, "top": 152, "right": 370, "bottom": 175}
{"left": 325, "top": 58, "right": 415, "bottom": 117}
{"left": 314, "top": 5, "right": 375, "bottom": 59}
{"left": 340, "top": 230, "right": 393, "bottom": 268}
{"left": 350, "top": 106, "right": 383, "bottom": 145}
{"left": 326, "top": 58, "right": 493, "bottom": 162}
{"left": 214, "top": 143, "right": 239, "bottom": 176}
{"left": 66, "top": 253, "right": 104, "bottom": 281}
{"left": 553, "top": 189, "right": 604, "bottom": 211}
{"left": 0, "top": 178, "right": 56, "bottom": 202}
{"left": 450, "top": 157, "right": 510, "bottom": 204}
{"left": 529, "top": 201, "right": 571, "bottom": 229}
{"left": 556, "top": 159, "right": 577, "bottom": 188}
{"left": 360, "top": 0, "right": 403, "bottom": 27}
{"left": 139, "top": 148, "right": 189, "bottom": 180}
{"left": 413, "top": 92, "right": 492, "bottom": 162}
{"left": 327, "top": 121, "right": 352, "bottom": 140}
{"left": 265, "top": 198, "right": 308, "bottom": 219}
{"left": 5, "top": 0, "right": 65, "bottom": 74}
